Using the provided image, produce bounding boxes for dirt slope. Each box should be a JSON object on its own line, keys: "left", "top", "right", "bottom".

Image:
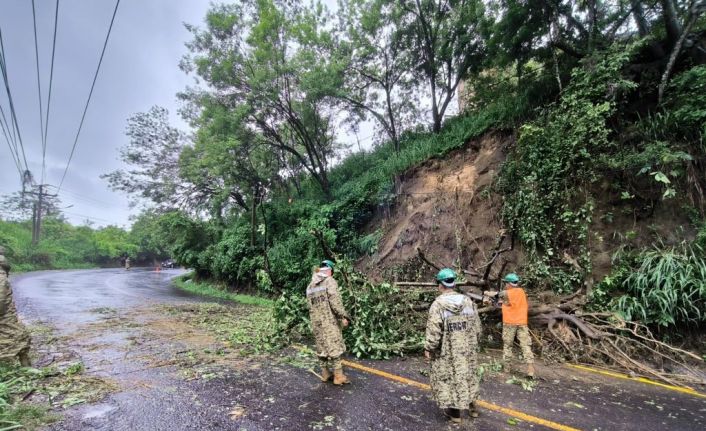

{"left": 358, "top": 130, "right": 694, "bottom": 286}
{"left": 358, "top": 131, "right": 525, "bottom": 282}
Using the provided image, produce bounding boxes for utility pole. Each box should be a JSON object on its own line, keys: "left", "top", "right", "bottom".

{"left": 27, "top": 184, "right": 57, "bottom": 245}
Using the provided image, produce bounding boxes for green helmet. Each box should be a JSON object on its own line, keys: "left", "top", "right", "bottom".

{"left": 503, "top": 273, "right": 520, "bottom": 284}
{"left": 321, "top": 260, "right": 335, "bottom": 270}
{"left": 436, "top": 268, "right": 457, "bottom": 287}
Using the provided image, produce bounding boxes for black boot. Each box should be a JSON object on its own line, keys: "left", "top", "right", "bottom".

{"left": 444, "top": 408, "right": 462, "bottom": 423}
{"left": 469, "top": 402, "right": 480, "bottom": 418}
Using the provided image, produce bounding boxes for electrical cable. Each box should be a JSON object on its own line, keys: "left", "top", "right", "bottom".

{"left": 0, "top": 111, "right": 23, "bottom": 177}
{"left": 62, "top": 210, "right": 115, "bottom": 224}
{"left": 0, "top": 26, "right": 29, "bottom": 173}
{"left": 57, "top": 0, "right": 120, "bottom": 192}
{"left": 41, "top": 0, "right": 60, "bottom": 184}
{"left": 31, "top": 0, "right": 46, "bottom": 183}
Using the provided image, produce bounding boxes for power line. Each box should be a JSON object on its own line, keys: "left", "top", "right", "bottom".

{"left": 0, "top": 99, "right": 18, "bottom": 154}
{"left": 0, "top": 95, "right": 21, "bottom": 172}
{"left": 47, "top": 185, "right": 113, "bottom": 208}
{"left": 41, "top": 0, "right": 60, "bottom": 184}
{"left": 0, "top": 26, "right": 29, "bottom": 173}
{"left": 0, "top": 111, "right": 22, "bottom": 177}
{"left": 57, "top": 0, "right": 120, "bottom": 192}
{"left": 31, "top": 0, "right": 46, "bottom": 183}
{"left": 62, "top": 210, "right": 115, "bottom": 224}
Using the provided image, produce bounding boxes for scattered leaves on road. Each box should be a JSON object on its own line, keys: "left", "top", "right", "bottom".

{"left": 228, "top": 405, "right": 246, "bottom": 420}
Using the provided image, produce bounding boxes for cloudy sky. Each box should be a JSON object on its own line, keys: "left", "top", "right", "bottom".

{"left": 0, "top": 0, "right": 396, "bottom": 228}
{"left": 0, "top": 0, "right": 214, "bottom": 227}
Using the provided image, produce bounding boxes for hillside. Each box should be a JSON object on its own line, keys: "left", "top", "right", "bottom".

{"left": 358, "top": 132, "right": 525, "bottom": 282}
{"left": 97, "top": 0, "right": 706, "bottom": 385}
{"left": 358, "top": 129, "right": 696, "bottom": 291}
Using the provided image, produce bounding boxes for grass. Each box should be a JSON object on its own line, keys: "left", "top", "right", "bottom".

{"left": 173, "top": 275, "right": 273, "bottom": 307}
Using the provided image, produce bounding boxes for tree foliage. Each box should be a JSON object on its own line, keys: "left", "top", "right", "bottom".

{"left": 101, "top": 106, "right": 187, "bottom": 209}
{"left": 97, "top": 0, "right": 706, "bottom": 349}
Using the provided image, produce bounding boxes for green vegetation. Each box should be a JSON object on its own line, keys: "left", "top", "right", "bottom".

{"left": 97, "top": 0, "right": 706, "bottom": 353}
{"left": 173, "top": 275, "right": 273, "bottom": 307}
{"left": 0, "top": 210, "right": 168, "bottom": 271}
{"left": 161, "top": 303, "right": 276, "bottom": 355}
{"left": 594, "top": 243, "right": 706, "bottom": 327}
{"left": 0, "top": 361, "right": 116, "bottom": 430}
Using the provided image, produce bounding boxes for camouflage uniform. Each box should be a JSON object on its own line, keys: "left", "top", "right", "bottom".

{"left": 125, "top": 257, "right": 131, "bottom": 270}
{"left": 425, "top": 291, "right": 482, "bottom": 409}
{"left": 502, "top": 324, "right": 534, "bottom": 364}
{"left": 306, "top": 271, "right": 349, "bottom": 371}
{"left": 0, "top": 248, "right": 31, "bottom": 364}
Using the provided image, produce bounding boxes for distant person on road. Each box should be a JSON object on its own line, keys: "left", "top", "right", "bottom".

{"left": 486, "top": 273, "right": 534, "bottom": 378}
{"left": 306, "top": 260, "right": 351, "bottom": 385}
{"left": 425, "top": 268, "right": 482, "bottom": 424}
{"left": 0, "top": 246, "right": 31, "bottom": 367}
{"left": 125, "top": 256, "right": 131, "bottom": 271}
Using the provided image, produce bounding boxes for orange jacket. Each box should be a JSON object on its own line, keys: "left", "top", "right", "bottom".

{"left": 501, "top": 285, "right": 528, "bottom": 325}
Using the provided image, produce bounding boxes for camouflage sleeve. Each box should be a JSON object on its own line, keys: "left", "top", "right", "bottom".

{"left": 0, "top": 255, "right": 10, "bottom": 273}
{"left": 326, "top": 278, "right": 349, "bottom": 320}
{"left": 424, "top": 301, "right": 443, "bottom": 352}
{"left": 0, "top": 274, "right": 8, "bottom": 316}
{"left": 469, "top": 297, "right": 482, "bottom": 340}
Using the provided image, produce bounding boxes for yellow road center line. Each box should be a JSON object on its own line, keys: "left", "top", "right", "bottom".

{"left": 341, "top": 359, "right": 432, "bottom": 391}
{"left": 341, "top": 359, "right": 581, "bottom": 431}
{"left": 567, "top": 364, "right": 706, "bottom": 399}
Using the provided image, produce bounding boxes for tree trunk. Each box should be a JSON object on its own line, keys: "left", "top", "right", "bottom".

{"left": 632, "top": 0, "right": 667, "bottom": 58}
{"left": 660, "top": 0, "right": 683, "bottom": 45}
{"left": 431, "top": 80, "right": 441, "bottom": 133}
{"left": 658, "top": 6, "right": 700, "bottom": 103}
{"left": 385, "top": 86, "right": 400, "bottom": 153}
{"left": 631, "top": 0, "right": 651, "bottom": 36}
{"left": 250, "top": 188, "right": 257, "bottom": 247}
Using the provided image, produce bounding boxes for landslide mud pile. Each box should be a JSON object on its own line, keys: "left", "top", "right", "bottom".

{"left": 359, "top": 131, "right": 524, "bottom": 282}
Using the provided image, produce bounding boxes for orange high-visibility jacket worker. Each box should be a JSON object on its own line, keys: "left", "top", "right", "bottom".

{"left": 486, "top": 273, "right": 534, "bottom": 378}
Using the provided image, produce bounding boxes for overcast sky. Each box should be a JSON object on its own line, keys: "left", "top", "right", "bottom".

{"left": 0, "top": 0, "right": 215, "bottom": 228}
{"left": 0, "top": 0, "right": 388, "bottom": 228}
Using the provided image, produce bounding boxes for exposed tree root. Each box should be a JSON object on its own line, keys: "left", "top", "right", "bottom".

{"left": 400, "top": 247, "right": 706, "bottom": 388}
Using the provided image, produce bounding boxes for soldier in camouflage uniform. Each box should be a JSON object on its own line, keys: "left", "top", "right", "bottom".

{"left": 0, "top": 246, "right": 31, "bottom": 366}
{"left": 125, "top": 256, "right": 131, "bottom": 270}
{"left": 306, "top": 260, "right": 351, "bottom": 385}
{"left": 425, "top": 268, "right": 482, "bottom": 423}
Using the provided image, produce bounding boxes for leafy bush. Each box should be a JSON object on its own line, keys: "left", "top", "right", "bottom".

{"left": 498, "top": 43, "right": 640, "bottom": 289}
{"left": 596, "top": 243, "right": 706, "bottom": 327}
{"left": 664, "top": 65, "right": 706, "bottom": 141}
{"left": 340, "top": 272, "right": 426, "bottom": 358}
{"left": 206, "top": 222, "right": 263, "bottom": 289}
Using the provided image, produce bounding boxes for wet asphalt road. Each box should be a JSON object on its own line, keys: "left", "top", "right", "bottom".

{"left": 14, "top": 268, "right": 193, "bottom": 328}
{"left": 12, "top": 269, "right": 706, "bottom": 431}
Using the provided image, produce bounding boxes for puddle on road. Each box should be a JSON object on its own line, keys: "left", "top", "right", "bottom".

{"left": 81, "top": 403, "right": 118, "bottom": 420}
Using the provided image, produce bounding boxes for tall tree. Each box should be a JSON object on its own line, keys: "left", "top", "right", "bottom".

{"left": 179, "top": 100, "right": 283, "bottom": 243}
{"left": 102, "top": 106, "right": 187, "bottom": 210}
{"left": 181, "top": 0, "right": 344, "bottom": 197}
{"left": 396, "top": 0, "right": 491, "bottom": 132}
{"left": 0, "top": 190, "right": 62, "bottom": 222}
{"left": 337, "top": 0, "right": 417, "bottom": 152}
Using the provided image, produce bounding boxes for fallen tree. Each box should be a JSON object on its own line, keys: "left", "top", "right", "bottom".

{"left": 396, "top": 247, "right": 706, "bottom": 388}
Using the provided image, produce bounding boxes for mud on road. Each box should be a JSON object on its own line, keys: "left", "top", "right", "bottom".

{"left": 13, "top": 269, "right": 706, "bottom": 430}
